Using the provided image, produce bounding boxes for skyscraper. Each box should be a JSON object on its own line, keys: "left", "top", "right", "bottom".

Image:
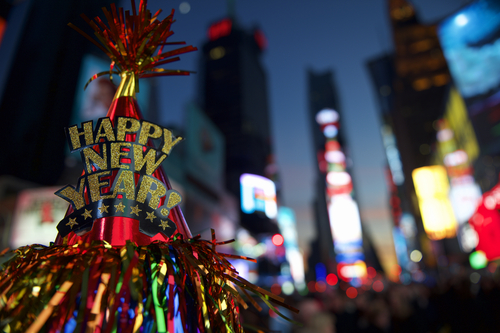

{"left": 198, "top": 17, "right": 278, "bottom": 235}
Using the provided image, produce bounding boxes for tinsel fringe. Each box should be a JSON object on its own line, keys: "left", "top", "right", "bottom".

{"left": 0, "top": 232, "right": 297, "bottom": 332}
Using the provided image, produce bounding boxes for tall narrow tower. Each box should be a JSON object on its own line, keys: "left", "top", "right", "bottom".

{"left": 198, "top": 17, "right": 278, "bottom": 235}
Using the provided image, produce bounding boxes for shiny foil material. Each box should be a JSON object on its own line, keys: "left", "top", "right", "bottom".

{"left": 0, "top": 233, "right": 298, "bottom": 332}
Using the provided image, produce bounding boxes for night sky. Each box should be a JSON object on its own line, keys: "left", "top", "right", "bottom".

{"left": 126, "top": 0, "right": 472, "bottom": 271}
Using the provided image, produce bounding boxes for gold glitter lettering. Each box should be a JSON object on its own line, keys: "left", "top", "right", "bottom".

{"left": 134, "top": 145, "right": 166, "bottom": 175}
{"left": 116, "top": 117, "right": 140, "bottom": 141}
{"left": 138, "top": 121, "right": 163, "bottom": 145}
{"left": 111, "top": 169, "right": 135, "bottom": 200}
{"left": 56, "top": 177, "right": 86, "bottom": 210}
{"left": 167, "top": 191, "right": 182, "bottom": 208}
{"left": 68, "top": 121, "right": 94, "bottom": 150}
{"left": 94, "top": 118, "right": 116, "bottom": 143}
{"left": 161, "top": 128, "right": 183, "bottom": 156}
{"left": 88, "top": 170, "right": 114, "bottom": 203}
{"left": 82, "top": 146, "right": 108, "bottom": 174}
{"left": 136, "top": 175, "right": 166, "bottom": 209}
{"left": 111, "top": 142, "right": 132, "bottom": 170}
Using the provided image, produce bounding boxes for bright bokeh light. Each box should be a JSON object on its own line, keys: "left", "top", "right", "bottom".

{"left": 373, "top": 280, "right": 384, "bottom": 292}
{"left": 410, "top": 250, "right": 423, "bottom": 263}
{"left": 346, "top": 287, "right": 358, "bottom": 299}
{"left": 326, "top": 273, "right": 338, "bottom": 286}
{"left": 315, "top": 108, "right": 339, "bottom": 125}
{"left": 282, "top": 281, "right": 294, "bottom": 295}
{"left": 272, "top": 234, "right": 284, "bottom": 246}
{"left": 455, "top": 13, "right": 468, "bottom": 26}
{"left": 325, "top": 150, "right": 345, "bottom": 164}
{"left": 469, "top": 251, "right": 488, "bottom": 270}
{"left": 327, "top": 171, "right": 351, "bottom": 186}
{"left": 323, "top": 125, "right": 338, "bottom": 138}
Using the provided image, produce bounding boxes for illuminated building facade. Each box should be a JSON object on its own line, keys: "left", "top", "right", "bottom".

{"left": 307, "top": 70, "right": 368, "bottom": 283}
{"left": 198, "top": 18, "right": 279, "bottom": 235}
{"left": 366, "top": 0, "right": 459, "bottom": 272}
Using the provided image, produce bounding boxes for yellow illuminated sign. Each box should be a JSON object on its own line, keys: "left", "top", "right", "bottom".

{"left": 412, "top": 166, "right": 457, "bottom": 240}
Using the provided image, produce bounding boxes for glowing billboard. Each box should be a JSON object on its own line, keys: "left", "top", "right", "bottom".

{"left": 469, "top": 183, "right": 500, "bottom": 260}
{"left": 328, "top": 194, "right": 363, "bottom": 246}
{"left": 412, "top": 166, "right": 458, "bottom": 240}
{"left": 11, "top": 188, "right": 68, "bottom": 248}
{"left": 438, "top": 1, "right": 500, "bottom": 153}
{"left": 240, "top": 173, "right": 277, "bottom": 219}
{"left": 277, "top": 207, "right": 305, "bottom": 287}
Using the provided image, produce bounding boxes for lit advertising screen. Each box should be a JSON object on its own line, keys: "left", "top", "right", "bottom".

{"left": 413, "top": 166, "right": 458, "bottom": 240}
{"left": 11, "top": 188, "right": 68, "bottom": 248}
{"left": 438, "top": 0, "right": 500, "bottom": 153}
{"left": 240, "top": 174, "right": 277, "bottom": 219}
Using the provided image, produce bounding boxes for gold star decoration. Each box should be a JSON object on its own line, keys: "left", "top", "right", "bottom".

{"left": 146, "top": 211, "right": 156, "bottom": 222}
{"left": 115, "top": 202, "right": 126, "bottom": 213}
{"left": 159, "top": 220, "right": 170, "bottom": 230}
{"left": 81, "top": 209, "right": 92, "bottom": 220}
{"left": 66, "top": 218, "right": 78, "bottom": 229}
{"left": 130, "top": 204, "right": 142, "bottom": 216}
{"left": 98, "top": 204, "right": 109, "bottom": 214}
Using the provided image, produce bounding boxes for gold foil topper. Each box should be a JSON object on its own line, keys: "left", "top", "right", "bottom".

{"left": 56, "top": 116, "right": 184, "bottom": 238}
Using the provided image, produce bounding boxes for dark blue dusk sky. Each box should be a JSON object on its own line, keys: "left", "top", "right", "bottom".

{"left": 125, "top": 0, "right": 471, "bottom": 270}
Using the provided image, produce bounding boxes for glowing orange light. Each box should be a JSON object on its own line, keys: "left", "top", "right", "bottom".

{"left": 346, "top": 287, "right": 358, "bottom": 299}
{"left": 272, "top": 234, "right": 284, "bottom": 246}
{"left": 373, "top": 280, "right": 384, "bottom": 292}
{"left": 315, "top": 281, "right": 327, "bottom": 293}
{"left": 326, "top": 273, "right": 338, "bottom": 286}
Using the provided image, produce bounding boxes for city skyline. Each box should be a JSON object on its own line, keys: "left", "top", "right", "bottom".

{"left": 142, "top": 0, "right": 469, "bottom": 270}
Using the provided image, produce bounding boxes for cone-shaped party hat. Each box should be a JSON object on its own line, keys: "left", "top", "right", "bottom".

{"left": 0, "top": 3, "right": 299, "bottom": 332}
{"left": 55, "top": 1, "right": 197, "bottom": 246}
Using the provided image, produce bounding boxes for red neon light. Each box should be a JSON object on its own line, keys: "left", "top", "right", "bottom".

{"left": 326, "top": 273, "right": 338, "bottom": 286}
{"left": 208, "top": 18, "right": 232, "bottom": 41}
{"left": 272, "top": 233, "right": 284, "bottom": 246}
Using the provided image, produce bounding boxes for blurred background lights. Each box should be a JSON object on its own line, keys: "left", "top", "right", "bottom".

{"left": 346, "top": 287, "right": 358, "bottom": 299}
{"left": 315, "top": 281, "right": 327, "bottom": 293}
{"left": 326, "top": 171, "right": 351, "bottom": 186}
{"left": 281, "top": 281, "right": 294, "bottom": 295}
{"left": 326, "top": 273, "right": 338, "bottom": 286}
{"left": 322, "top": 125, "right": 338, "bottom": 138}
{"left": 373, "top": 280, "right": 384, "bottom": 292}
{"left": 437, "top": 128, "right": 454, "bottom": 142}
{"left": 271, "top": 233, "right": 284, "bottom": 246}
{"left": 455, "top": 13, "right": 468, "bottom": 26}
{"left": 315, "top": 108, "right": 339, "bottom": 125}
{"left": 179, "top": 2, "right": 191, "bottom": 14}
{"left": 410, "top": 249, "right": 423, "bottom": 262}
{"left": 469, "top": 251, "right": 488, "bottom": 270}
{"left": 325, "top": 150, "right": 345, "bottom": 164}
{"left": 470, "top": 272, "right": 481, "bottom": 284}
